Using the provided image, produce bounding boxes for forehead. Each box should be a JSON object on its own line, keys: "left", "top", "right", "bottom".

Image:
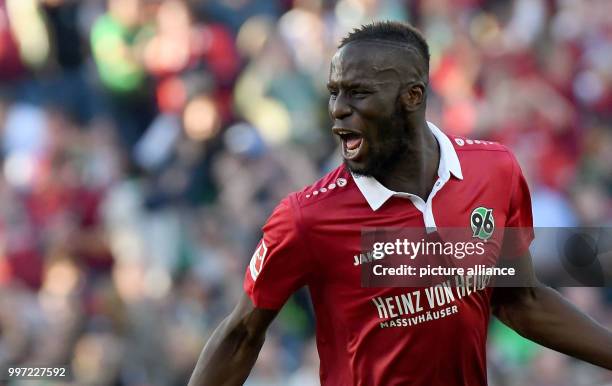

{"left": 329, "top": 41, "right": 416, "bottom": 84}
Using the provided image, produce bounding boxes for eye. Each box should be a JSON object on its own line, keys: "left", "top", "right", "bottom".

{"left": 350, "top": 89, "right": 370, "bottom": 98}
{"left": 328, "top": 88, "right": 338, "bottom": 99}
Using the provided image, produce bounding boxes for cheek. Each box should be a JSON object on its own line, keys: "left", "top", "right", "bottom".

{"left": 368, "top": 112, "right": 404, "bottom": 145}
{"left": 356, "top": 102, "right": 388, "bottom": 118}
{"left": 359, "top": 106, "right": 396, "bottom": 130}
{"left": 355, "top": 94, "right": 398, "bottom": 120}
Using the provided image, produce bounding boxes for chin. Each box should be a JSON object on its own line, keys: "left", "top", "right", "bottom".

{"left": 344, "top": 159, "right": 375, "bottom": 177}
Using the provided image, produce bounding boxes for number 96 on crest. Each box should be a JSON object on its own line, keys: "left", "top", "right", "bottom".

{"left": 471, "top": 207, "right": 494, "bottom": 241}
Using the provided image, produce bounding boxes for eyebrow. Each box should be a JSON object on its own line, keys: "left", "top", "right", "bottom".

{"left": 326, "top": 80, "right": 379, "bottom": 89}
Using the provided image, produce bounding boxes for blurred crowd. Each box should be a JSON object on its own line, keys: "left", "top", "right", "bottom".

{"left": 0, "top": 0, "right": 611, "bottom": 385}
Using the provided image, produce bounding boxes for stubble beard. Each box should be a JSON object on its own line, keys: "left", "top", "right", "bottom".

{"left": 345, "top": 102, "right": 413, "bottom": 179}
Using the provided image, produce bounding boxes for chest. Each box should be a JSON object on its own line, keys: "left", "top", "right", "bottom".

{"left": 306, "top": 179, "right": 509, "bottom": 334}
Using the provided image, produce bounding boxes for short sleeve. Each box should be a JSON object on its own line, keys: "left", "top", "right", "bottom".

{"left": 243, "top": 195, "right": 311, "bottom": 309}
{"left": 501, "top": 154, "right": 535, "bottom": 258}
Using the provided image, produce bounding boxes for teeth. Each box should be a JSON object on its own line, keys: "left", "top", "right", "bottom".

{"left": 346, "top": 146, "right": 359, "bottom": 157}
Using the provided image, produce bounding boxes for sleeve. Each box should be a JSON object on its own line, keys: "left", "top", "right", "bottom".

{"left": 501, "top": 153, "right": 535, "bottom": 258}
{"left": 243, "top": 195, "right": 312, "bottom": 309}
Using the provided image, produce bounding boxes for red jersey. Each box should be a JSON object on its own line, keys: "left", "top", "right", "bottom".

{"left": 244, "top": 122, "right": 534, "bottom": 386}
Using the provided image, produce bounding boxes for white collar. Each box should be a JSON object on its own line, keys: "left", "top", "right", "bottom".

{"left": 352, "top": 121, "right": 463, "bottom": 211}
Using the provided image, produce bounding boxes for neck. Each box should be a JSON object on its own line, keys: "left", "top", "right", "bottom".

{"left": 376, "top": 120, "right": 440, "bottom": 200}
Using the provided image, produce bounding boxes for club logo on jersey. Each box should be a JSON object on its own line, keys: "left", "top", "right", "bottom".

{"left": 470, "top": 207, "right": 494, "bottom": 241}
{"left": 249, "top": 240, "right": 268, "bottom": 280}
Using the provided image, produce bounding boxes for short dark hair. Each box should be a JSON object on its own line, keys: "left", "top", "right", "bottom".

{"left": 339, "top": 21, "right": 430, "bottom": 73}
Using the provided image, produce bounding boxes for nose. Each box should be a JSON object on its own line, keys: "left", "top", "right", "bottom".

{"left": 330, "top": 93, "right": 352, "bottom": 120}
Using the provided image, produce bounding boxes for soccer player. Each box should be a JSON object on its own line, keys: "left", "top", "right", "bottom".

{"left": 189, "top": 21, "right": 612, "bottom": 385}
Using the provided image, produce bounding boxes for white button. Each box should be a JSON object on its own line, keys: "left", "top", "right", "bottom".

{"left": 313, "top": 191, "right": 319, "bottom": 195}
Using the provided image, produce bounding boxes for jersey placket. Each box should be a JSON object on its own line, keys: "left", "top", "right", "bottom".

{"left": 393, "top": 171, "right": 450, "bottom": 231}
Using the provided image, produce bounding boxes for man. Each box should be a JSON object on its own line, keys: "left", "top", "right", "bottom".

{"left": 189, "top": 21, "right": 612, "bottom": 385}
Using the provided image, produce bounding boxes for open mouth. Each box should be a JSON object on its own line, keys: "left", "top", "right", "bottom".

{"left": 333, "top": 128, "right": 365, "bottom": 160}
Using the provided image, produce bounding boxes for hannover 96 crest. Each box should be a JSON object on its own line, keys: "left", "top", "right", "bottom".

{"left": 470, "top": 207, "right": 494, "bottom": 241}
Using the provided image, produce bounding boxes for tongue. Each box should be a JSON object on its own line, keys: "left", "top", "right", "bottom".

{"left": 346, "top": 137, "right": 362, "bottom": 150}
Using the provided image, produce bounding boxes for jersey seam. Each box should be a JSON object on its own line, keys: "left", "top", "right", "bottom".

{"left": 296, "top": 167, "right": 351, "bottom": 208}
{"left": 290, "top": 193, "right": 320, "bottom": 286}
{"left": 505, "top": 150, "right": 518, "bottom": 223}
{"left": 298, "top": 188, "right": 346, "bottom": 208}
{"left": 454, "top": 147, "right": 508, "bottom": 152}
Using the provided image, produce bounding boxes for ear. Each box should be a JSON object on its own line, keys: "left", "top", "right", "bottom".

{"left": 399, "top": 83, "right": 425, "bottom": 112}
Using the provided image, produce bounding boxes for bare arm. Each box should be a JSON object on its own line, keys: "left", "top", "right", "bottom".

{"left": 188, "top": 293, "right": 279, "bottom": 386}
{"left": 492, "top": 252, "right": 612, "bottom": 370}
